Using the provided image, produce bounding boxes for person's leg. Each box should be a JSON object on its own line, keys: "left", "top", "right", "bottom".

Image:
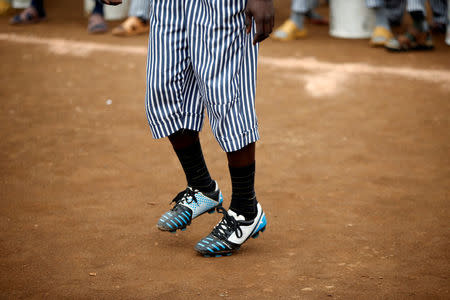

{"left": 291, "top": 0, "right": 309, "bottom": 28}
{"left": 429, "top": 0, "right": 447, "bottom": 33}
{"left": 385, "top": 0, "right": 405, "bottom": 26}
{"left": 446, "top": 2, "right": 450, "bottom": 45}
{"left": 155, "top": 113, "right": 222, "bottom": 233}
{"left": 273, "top": 0, "right": 309, "bottom": 40}
{"left": 192, "top": 0, "right": 266, "bottom": 257}
{"left": 169, "top": 130, "right": 215, "bottom": 193}
{"left": 88, "top": 1, "right": 107, "bottom": 34}
{"left": 367, "top": 0, "right": 395, "bottom": 46}
{"left": 9, "top": 0, "right": 45, "bottom": 24}
{"left": 128, "top": 0, "right": 151, "bottom": 22}
{"left": 227, "top": 143, "right": 257, "bottom": 220}
{"left": 305, "top": 0, "right": 328, "bottom": 25}
{"left": 429, "top": 0, "right": 447, "bottom": 24}
{"left": 385, "top": 0, "right": 434, "bottom": 51}
{"left": 227, "top": 143, "right": 255, "bottom": 168}
{"left": 92, "top": 0, "right": 104, "bottom": 16}
{"left": 407, "top": 0, "right": 428, "bottom": 31}
{"left": 112, "top": 0, "right": 150, "bottom": 36}
{"left": 367, "top": 0, "right": 391, "bottom": 30}
{"left": 31, "top": 0, "right": 45, "bottom": 16}
{"left": 157, "top": 130, "right": 223, "bottom": 233}
{"left": 149, "top": 0, "right": 223, "bottom": 232}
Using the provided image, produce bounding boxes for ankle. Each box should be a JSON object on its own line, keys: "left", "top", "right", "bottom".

{"left": 30, "top": 5, "right": 45, "bottom": 17}
{"left": 229, "top": 162, "right": 257, "bottom": 220}
{"left": 230, "top": 197, "right": 257, "bottom": 220}
{"left": 290, "top": 11, "right": 305, "bottom": 29}
{"left": 410, "top": 11, "right": 428, "bottom": 32}
{"left": 190, "top": 179, "right": 216, "bottom": 194}
{"left": 374, "top": 7, "right": 390, "bottom": 31}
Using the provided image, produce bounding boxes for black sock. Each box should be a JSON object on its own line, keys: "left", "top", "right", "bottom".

{"left": 229, "top": 162, "right": 257, "bottom": 220}
{"left": 92, "top": 0, "right": 104, "bottom": 16}
{"left": 410, "top": 10, "right": 427, "bottom": 31}
{"left": 174, "top": 140, "right": 215, "bottom": 193}
{"left": 31, "top": 0, "right": 45, "bottom": 17}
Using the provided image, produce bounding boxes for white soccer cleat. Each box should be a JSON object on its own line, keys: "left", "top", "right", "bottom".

{"left": 157, "top": 182, "right": 223, "bottom": 233}
{"left": 194, "top": 202, "right": 267, "bottom": 257}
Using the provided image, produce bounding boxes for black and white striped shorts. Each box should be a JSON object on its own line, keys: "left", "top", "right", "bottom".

{"left": 145, "top": 0, "right": 260, "bottom": 152}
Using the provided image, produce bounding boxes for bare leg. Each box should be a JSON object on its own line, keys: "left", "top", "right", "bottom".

{"left": 226, "top": 143, "right": 255, "bottom": 167}
{"left": 168, "top": 129, "right": 199, "bottom": 150}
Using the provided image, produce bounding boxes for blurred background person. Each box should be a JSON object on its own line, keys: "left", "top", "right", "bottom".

{"left": 273, "top": 0, "right": 328, "bottom": 41}
{"left": 86, "top": 0, "right": 107, "bottom": 33}
{"left": 9, "top": 0, "right": 46, "bottom": 24}
{"left": 9, "top": 0, "right": 108, "bottom": 34}
{"left": 111, "top": 0, "right": 151, "bottom": 37}
{"left": 366, "top": 0, "right": 400, "bottom": 47}
{"left": 428, "top": 0, "right": 448, "bottom": 33}
{"left": 385, "top": 0, "right": 447, "bottom": 51}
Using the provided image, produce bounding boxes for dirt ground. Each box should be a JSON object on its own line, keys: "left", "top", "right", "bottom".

{"left": 1, "top": 1, "right": 449, "bottom": 299}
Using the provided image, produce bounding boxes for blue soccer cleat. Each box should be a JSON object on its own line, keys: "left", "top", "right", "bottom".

{"left": 195, "top": 202, "right": 266, "bottom": 257}
{"left": 157, "top": 181, "right": 223, "bottom": 233}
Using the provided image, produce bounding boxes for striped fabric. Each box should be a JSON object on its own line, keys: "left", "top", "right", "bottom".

{"left": 367, "top": 0, "right": 423, "bottom": 11}
{"left": 366, "top": 0, "right": 405, "bottom": 23}
{"left": 367, "top": 0, "right": 409, "bottom": 22}
{"left": 145, "top": 0, "right": 259, "bottom": 152}
{"left": 429, "top": 0, "right": 448, "bottom": 24}
{"left": 367, "top": 0, "right": 448, "bottom": 24}
{"left": 406, "top": 0, "right": 426, "bottom": 12}
{"left": 129, "top": 0, "right": 151, "bottom": 20}
{"left": 406, "top": 0, "right": 447, "bottom": 21}
{"left": 291, "top": 0, "right": 319, "bottom": 13}
{"left": 385, "top": 0, "right": 405, "bottom": 21}
{"left": 382, "top": 0, "right": 448, "bottom": 24}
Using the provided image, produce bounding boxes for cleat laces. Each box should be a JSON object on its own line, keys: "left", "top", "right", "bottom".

{"left": 171, "top": 188, "right": 198, "bottom": 209}
{"left": 212, "top": 207, "right": 243, "bottom": 239}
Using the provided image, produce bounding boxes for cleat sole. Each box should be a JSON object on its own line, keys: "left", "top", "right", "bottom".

{"left": 202, "top": 252, "right": 233, "bottom": 258}
{"left": 251, "top": 225, "right": 266, "bottom": 238}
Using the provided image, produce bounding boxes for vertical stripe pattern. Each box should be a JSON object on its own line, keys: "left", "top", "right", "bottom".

{"left": 145, "top": 0, "right": 259, "bottom": 152}
{"left": 429, "top": 0, "right": 448, "bottom": 24}
{"left": 406, "top": 0, "right": 426, "bottom": 13}
{"left": 385, "top": 0, "right": 406, "bottom": 22}
{"left": 367, "top": 0, "right": 448, "bottom": 24}
{"left": 367, "top": 0, "right": 407, "bottom": 23}
{"left": 129, "top": 0, "right": 152, "bottom": 20}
